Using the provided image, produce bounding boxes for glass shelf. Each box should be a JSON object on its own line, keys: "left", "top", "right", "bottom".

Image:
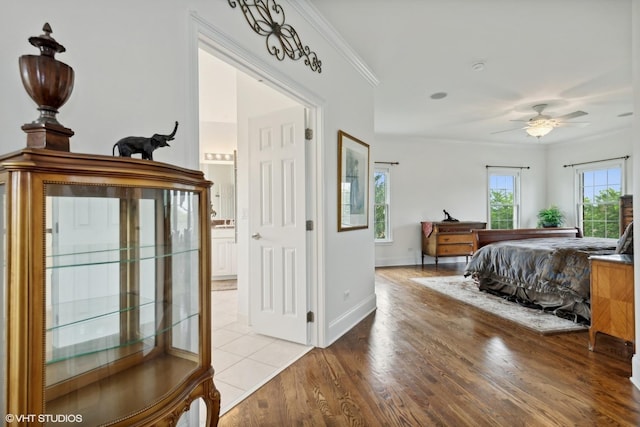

{"left": 46, "top": 245, "right": 199, "bottom": 269}
{"left": 47, "top": 312, "right": 199, "bottom": 364}
{"left": 46, "top": 295, "right": 199, "bottom": 337}
{"left": 46, "top": 294, "right": 155, "bottom": 332}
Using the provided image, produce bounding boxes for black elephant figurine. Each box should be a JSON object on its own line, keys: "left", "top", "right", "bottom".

{"left": 112, "top": 121, "right": 178, "bottom": 160}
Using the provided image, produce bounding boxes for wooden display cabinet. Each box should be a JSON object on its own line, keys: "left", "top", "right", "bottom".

{"left": 0, "top": 149, "right": 220, "bottom": 426}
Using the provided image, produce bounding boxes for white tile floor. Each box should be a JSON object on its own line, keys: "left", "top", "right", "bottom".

{"left": 203, "top": 289, "right": 312, "bottom": 419}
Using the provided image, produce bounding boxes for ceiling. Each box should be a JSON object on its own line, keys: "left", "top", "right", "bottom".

{"left": 309, "top": 0, "right": 633, "bottom": 144}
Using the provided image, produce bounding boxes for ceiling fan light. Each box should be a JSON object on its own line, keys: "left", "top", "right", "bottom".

{"left": 526, "top": 126, "right": 554, "bottom": 138}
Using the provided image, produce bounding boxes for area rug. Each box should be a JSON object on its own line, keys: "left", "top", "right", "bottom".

{"left": 410, "top": 276, "right": 588, "bottom": 335}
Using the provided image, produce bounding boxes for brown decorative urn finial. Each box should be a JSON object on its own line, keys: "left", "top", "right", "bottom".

{"left": 19, "top": 23, "right": 75, "bottom": 151}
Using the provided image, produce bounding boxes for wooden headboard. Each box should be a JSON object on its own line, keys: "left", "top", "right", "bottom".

{"left": 472, "top": 227, "right": 582, "bottom": 252}
{"left": 472, "top": 196, "right": 632, "bottom": 252}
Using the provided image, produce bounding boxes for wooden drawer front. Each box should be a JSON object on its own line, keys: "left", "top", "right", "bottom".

{"left": 437, "top": 233, "right": 472, "bottom": 244}
{"left": 591, "top": 261, "right": 634, "bottom": 342}
{"left": 437, "top": 222, "right": 486, "bottom": 233}
{"left": 437, "top": 243, "right": 472, "bottom": 256}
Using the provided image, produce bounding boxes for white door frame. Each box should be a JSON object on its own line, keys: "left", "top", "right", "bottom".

{"left": 188, "top": 12, "right": 325, "bottom": 347}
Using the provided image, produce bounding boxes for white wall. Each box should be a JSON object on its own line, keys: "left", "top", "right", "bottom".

{"left": 1, "top": 0, "right": 376, "bottom": 347}
{"left": 1, "top": 1, "right": 196, "bottom": 164}
{"left": 374, "top": 136, "right": 547, "bottom": 266}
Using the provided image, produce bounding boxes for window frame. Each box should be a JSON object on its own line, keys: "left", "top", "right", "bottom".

{"left": 487, "top": 169, "right": 521, "bottom": 230}
{"left": 575, "top": 161, "right": 625, "bottom": 238}
{"left": 373, "top": 166, "right": 392, "bottom": 243}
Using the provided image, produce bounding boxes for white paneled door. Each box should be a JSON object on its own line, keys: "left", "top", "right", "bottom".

{"left": 248, "top": 106, "right": 308, "bottom": 344}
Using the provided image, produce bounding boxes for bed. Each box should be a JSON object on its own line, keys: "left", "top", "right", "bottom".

{"left": 464, "top": 223, "right": 634, "bottom": 323}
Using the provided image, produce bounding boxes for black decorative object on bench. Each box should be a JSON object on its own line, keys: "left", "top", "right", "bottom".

{"left": 443, "top": 209, "right": 459, "bottom": 222}
{"left": 113, "top": 121, "right": 178, "bottom": 160}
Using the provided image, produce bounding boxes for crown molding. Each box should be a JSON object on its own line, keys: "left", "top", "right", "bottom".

{"left": 287, "top": 0, "right": 380, "bottom": 87}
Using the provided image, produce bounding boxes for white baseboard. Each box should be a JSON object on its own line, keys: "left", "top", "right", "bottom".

{"left": 325, "top": 294, "right": 377, "bottom": 347}
{"left": 375, "top": 255, "right": 417, "bottom": 267}
{"left": 631, "top": 354, "right": 640, "bottom": 390}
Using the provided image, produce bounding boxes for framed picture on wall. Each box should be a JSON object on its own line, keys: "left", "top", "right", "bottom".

{"left": 338, "top": 130, "right": 370, "bottom": 232}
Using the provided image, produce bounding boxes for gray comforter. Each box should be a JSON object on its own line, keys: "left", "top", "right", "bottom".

{"left": 463, "top": 237, "right": 618, "bottom": 322}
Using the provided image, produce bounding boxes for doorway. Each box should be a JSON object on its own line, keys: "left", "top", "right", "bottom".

{"left": 197, "top": 44, "right": 307, "bottom": 329}
{"left": 196, "top": 40, "right": 316, "bottom": 414}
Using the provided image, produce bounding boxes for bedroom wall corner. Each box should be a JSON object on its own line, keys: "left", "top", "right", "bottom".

{"left": 630, "top": 0, "right": 640, "bottom": 391}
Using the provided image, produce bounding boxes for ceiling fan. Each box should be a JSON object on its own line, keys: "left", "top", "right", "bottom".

{"left": 493, "top": 104, "right": 589, "bottom": 139}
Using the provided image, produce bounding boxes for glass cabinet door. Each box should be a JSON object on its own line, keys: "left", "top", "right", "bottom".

{"left": 44, "top": 184, "right": 202, "bottom": 424}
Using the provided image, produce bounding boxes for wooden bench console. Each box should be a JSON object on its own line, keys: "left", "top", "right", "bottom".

{"left": 421, "top": 221, "right": 486, "bottom": 266}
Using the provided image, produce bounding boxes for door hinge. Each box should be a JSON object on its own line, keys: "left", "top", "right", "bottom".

{"left": 306, "top": 311, "right": 314, "bottom": 323}
{"left": 305, "top": 128, "right": 313, "bottom": 140}
{"left": 306, "top": 220, "right": 314, "bottom": 231}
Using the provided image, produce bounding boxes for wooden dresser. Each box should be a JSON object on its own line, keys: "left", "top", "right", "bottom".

{"left": 589, "top": 254, "right": 635, "bottom": 352}
{"left": 620, "top": 194, "right": 633, "bottom": 233}
{"left": 421, "top": 221, "right": 486, "bottom": 266}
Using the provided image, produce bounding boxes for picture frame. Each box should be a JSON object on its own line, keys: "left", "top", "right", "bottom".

{"left": 338, "top": 130, "right": 370, "bottom": 232}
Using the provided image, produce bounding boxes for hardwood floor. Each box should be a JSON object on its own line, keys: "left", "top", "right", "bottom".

{"left": 218, "top": 264, "right": 640, "bottom": 426}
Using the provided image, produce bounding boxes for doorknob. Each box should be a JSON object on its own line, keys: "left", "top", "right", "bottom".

{"left": 251, "top": 232, "right": 262, "bottom": 240}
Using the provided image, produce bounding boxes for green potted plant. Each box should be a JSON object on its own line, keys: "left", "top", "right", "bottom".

{"left": 537, "top": 205, "right": 564, "bottom": 228}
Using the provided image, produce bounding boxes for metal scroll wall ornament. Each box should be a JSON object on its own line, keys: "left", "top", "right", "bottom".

{"left": 228, "top": 0, "right": 322, "bottom": 73}
{"left": 19, "top": 23, "right": 75, "bottom": 151}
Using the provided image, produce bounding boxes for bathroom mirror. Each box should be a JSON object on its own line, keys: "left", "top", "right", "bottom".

{"left": 202, "top": 159, "right": 235, "bottom": 222}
